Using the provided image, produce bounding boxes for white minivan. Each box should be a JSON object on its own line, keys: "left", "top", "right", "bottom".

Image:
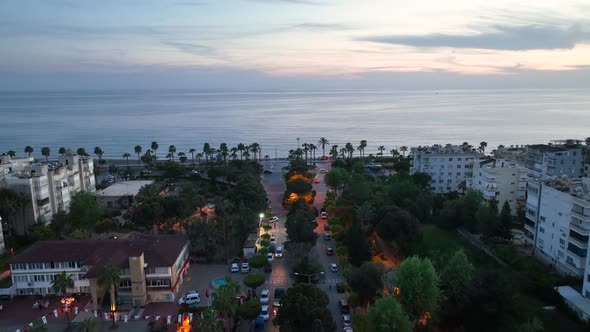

{"left": 275, "top": 246, "right": 283, "bottom": 258}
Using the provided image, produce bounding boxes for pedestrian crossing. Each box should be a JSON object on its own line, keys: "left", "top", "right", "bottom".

{"left": 264, "top": 278, "right": 343, "bottom": 285}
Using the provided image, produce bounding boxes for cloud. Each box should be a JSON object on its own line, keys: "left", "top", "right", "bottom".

{"left": 161, "top": 41, "right": 214, "bottom": 55}
{"left": 171, "top": 1, "right": 208, "bottom": 6}
{"left": 244, "top": 0, "right": 330, "bottom": 5}
{"left": 360, "top": 24, "right": 590, "bottom": 51}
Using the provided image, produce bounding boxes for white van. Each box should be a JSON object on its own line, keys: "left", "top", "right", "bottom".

{"left": 178, "top": 291, "right": 200, "bottom": 305}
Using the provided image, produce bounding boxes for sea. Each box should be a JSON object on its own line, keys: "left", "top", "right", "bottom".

{"left": 1, "top": 89, "right": 589, "bottom": 159}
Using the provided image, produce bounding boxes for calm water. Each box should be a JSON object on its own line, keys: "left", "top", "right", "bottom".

{"left": 1, "top": 89, "right": 589, "bottom": 159}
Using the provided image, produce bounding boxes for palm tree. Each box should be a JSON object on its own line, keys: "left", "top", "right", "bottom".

{"left": 7, "top": 150, "right": 16, "bottom": 157}
{"left": 585, "top": 137, "right": 590, "bottom": 146}
{"left": 122, "top": 153, "right": 131, "bottom": 166}
{"left": 400, "top": 146, "right": 408, "bottom": 157}
{"left": 196, "top": 152, "right": 204, "bottom": 165}
{"left": 189, "top": 148, "right": 196, "bottom": 166}
{"left": 264, "top": 155, "right": 270, "bottom": 161}
{"left": 151, "top": 141, "right": 159, "bottom": 161}
{"left": 359, "top": 140, "right": 367, "bottom": 159}
{"left": 97, "top": 265, "right": 121, "bottom": 328}
{"left": 309, "top": 143, "right": 317, "bottom": 164}
{"left": 243, "top": 150, "right": 250, "bottom": 160}
{"left": 41, "top": 147, "right": 51, "bottom": 162}
{"left": 197, "top": 307, "right": 223, "bottom": 332}
{"left": 377, "top": 145, "right": 385, "bottom": 159}
{"left": 51, "top": 271, "right": 74, "bottom": 328}
{"left": 219, "top": 143, "right": 229, "bottom": 166}
{"left": 24, "top": 146, "right": 34, "bottom": 157}
{"left": 178, "top": 152, "right": 187, "bottom": 163}
{"left": 213, "top": 283, "right": 239, "bottom": 331}
{"left": 318, "top": 137, "right": 329, "bottom": 157}
{"left": 250, "top": 143, "right": 260, "bottom": 162}
{"left": 168, "top": 145, "right": 176, "bottom": 162}
{"left": 339, "top": 147, "right": 347, "bottom": 159}
{"left": 302, "top": 143, "right": 310, "bottom": 165}
{"left": 237, "top": 143, "right": 245, "bottom": 160}
{"left": 58, "top": 147, "right": 66, "bottom": 156}
{"left": 345, "top": 143, "right": 354, "bottom": 159}
{"left": 356, "top": 202, "right": 375, "bottom": 225}
{"left": 230, "top": 148, "right": 238, "bottom": 161}
{"left": 330, "top": 145, "right": 338, "bottom": 160}
{"left": 203, "top": 143, "right": 211, "bottom": 165}
{"left": 479, "top": 141, "right": 488, "bottom": 154}
{"left": 77, "top": 147, "right": 87, "bottom": 156}
{"left": 134, "top": 145, "right": 142, "bottom": 164}
{"left": 390, "top": 149, "right": 399, "bottom": 160}
{"left": 78, "top": 318, "right": 98, "bottom": 332}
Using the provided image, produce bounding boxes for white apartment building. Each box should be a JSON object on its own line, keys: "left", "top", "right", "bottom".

{"left": 469, "top": 158, "right": 527, "bottom": 215}
{"left": 410, "top": 144, "right": 484, "bottom": 194}
{"left": 525, "top": 144, "right": 583, "bottom": 180}
{"left": 524, "top": 177, "right": 590, "bottom": 277}
{"left": 0, "top": 154, "right": 95, "bottom": 235}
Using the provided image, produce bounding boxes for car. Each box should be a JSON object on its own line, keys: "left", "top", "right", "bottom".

{"left": 270, "top": 236, "right": 276, "bottom": 245}
{"left": 336, "top": 282, "right": 345, "bottom": 293}
{"left": 241, "top": 262, "right": 250, "bottom": 273}
{"left": 231, "top": 263, "right": 239, "bottom": 273}
{"left": 321, "top": 212, "right": 328, "bottom": 219}
{"left": 178, "top": 291, "right": 200, "bottom": 305}
{"left": 320, "top": 168, "right": 327, "bottom": 173}
{"left": 275, "top": 246, "right": 283, "bottom": 258}
{"left": 264, "top": 263, "right": 272, "bottom": 273}
{"left": 324, "top": 224, "right": 331, "bottom": 231}
{"left": 273, "top": 288, "right": 285, "bottom": 307}
{"left": 343, "top": 328, "right": 353, "bottom": 332}
{"left": 324, "top": 232, "right": 331, "bottom": 241}
{"left": 190, "top": 170, "right": 200, "bottom": 174}
{"left": 254, "top": 316, "right": 265, "bottom": 332}
{"left": 342, "top": 314, "right": 351, "bottom": 327}
{"left": 260, "top": 289, "right": 270, "bottom": 305}
{"left": 263, "top": 169, "right": 272, "bottom": 174}
{"left": 268, "top": 216, "right": 279, "bottom": 223}
{"left": 267, "top": 253, "right": 274, "bottom": 263}
{"left": 314, "top": 177, "right": 320, "bottom": 183}
{"left": 330, "top": 263, "right": 338, "bottom": 272}
{"left": 260, "top": 305, "right": 270, "bottom": 321}
{"left": 326, "top": 247, "right": 334, "bottom": 256}
{"left": 339, "top": 299, "right": 350, "bottom": 314}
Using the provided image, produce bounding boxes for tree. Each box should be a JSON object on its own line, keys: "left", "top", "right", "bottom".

{"left": 134, "top": 145, "right": 142, "bottom": 164}
{"left": 479, "top": 141, "right": 488, "bottom": 154}
{"left": 32, "top": 223, "right": 53, "bottom": 241}
{"left": 345, "top": 142, "right": 354, "bottom": 159}
{"left": 236, "top": 299, "right": 262, "bottom": 321}
{"left": 97, "top": 265, "right": 121, "bottom": 328}
{"left": 355, "top": 202, "right": 374, "bottom": 225}
{"left": 395, "top": 256, "right": 440, "bottom": 321}
{"left": 243, "top": 273, "right": 265, "bottom": 291}
{"left": 476, "top": 204, "right": 499, "bottom": 237}
{"left": 93, "top": 147, "right": 104, "bottom": 166}
{"left": 77, "top": 147, "right": 87, "bottom": 156}
{"left": 188, "top": 148, "right": 196, "bottom": 166}
{"left": 344, "top": 221, "right": 371, "bottom": 266}
{"left": 214, "top": 283, "right": 239, "bottom": 332}
{"left": 28, "top": 320, "right": 48, "bottom": 332}
{"left": 292, "top": 256, "right": 324, "bottom": 284}
{"left": 78, "top": 318, "right": 98, "bottom": 332}
{"left": 500, "top": 200, "right": 513, "bottom": 238}
{"left": 439, "top": 250, "right": 474, "bottom": 302}
{"left": 377, "top": 145, "right": 385, "bottom": 159}
{"left": 376, "top": 206, "right": 421, "bottom": 255}
{"left": 51, "top": 271, "right": 74, "bottom": 327}
{"left": 367, "top": 296, "right": 412, "bottom": 332}
{"left": 150, "top": 141, "right": 158, "bottom": 160}
{"left": 24, "top": 145, "right": 34, "bottom": 157}
{"left": 359, "top": 140, "right": 367, "bottom": 159}
{"left": 108, "top": 164, "right": 118, "bottom": 177}
{"left": 7, "top": 150, "right": 16, "bottom": 157}
{"left": 68, "top": 192, "right": 103, "bottom": 232}
{"left": 273, "top": 283, "right": 336, "bottom": 332}
{"left": 196, "top": 307, "right": 223, "bottom": 332}
{"left": 400, "top": 146, "right": 408, "bottom": 157}
{"left": 285, "top": 202, "right": 317, "bottom": 244}
{"left": 318, "top": 137, "right": 329, "bottom": 157}
{"left": 324, "top": 168, "right": 348, "bottom": 191}
{"left": 41, "top": 146, "right": 51, "bottom": 162}
{"left": 122, "top": 152, "right": 131, "bottom": 166}
{"left": 348, "top": 262, "right": 384, "bottom": 307}
{"left": 59, "top": 147, "right": 67, "bottom": 156}
{"left": 516, "top": 317, "right": 544, "bottom": 332}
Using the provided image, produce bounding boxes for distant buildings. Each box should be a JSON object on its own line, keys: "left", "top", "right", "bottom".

{"left": 525, "top": 144, "right": 583, "bottom": 180}
{"left": 410, "top": 144, "right": 483, "bottom": 194}
{"left": 469, "top": 158, "right": 527, "bottom": 215}
{"left": 8, "top": 234, "right": 189, "bottom": 310}
{"left": 95, "top": 180, "right": 153, "bottom": 209}
{"left": 0, "top": 154, "right": 96, "bottom": 235}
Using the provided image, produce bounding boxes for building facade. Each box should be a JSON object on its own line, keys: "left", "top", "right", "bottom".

{"left": 0, "top": 154, "right": 95, "bottom": 234}
{"left": 410, "top": 144, "right": 483, "bottom": 194}
{"left": 469, "top": 158, "right": 527, "bottom": 215}
{"left": 525, "top": 144, "right": 583, "bottom": 180}
{"left": 95, "top": 180, "right": 153, "bottom": 209}
{"left": 0, "top": 216, "right": 5, "bottom": 255}
{"left": 9, "top": 235, "right": 189, "bottom": 309}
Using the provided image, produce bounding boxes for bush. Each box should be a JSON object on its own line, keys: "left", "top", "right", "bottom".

{"left": 258, "top": 247, "right": 269, "bottom": 256}
{"left": 261, "top": 233, "right": 271, "bottom": 240}
{"left": 244, "top": 273, "right": 265, "bottom": 290}
{"left": 249, "top": 255, "right": 267, "bottom": 268}
{"left": 260, "top": 239, "right": 270, "bottom": 247}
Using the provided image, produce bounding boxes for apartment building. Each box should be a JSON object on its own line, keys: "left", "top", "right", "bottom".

{"left": 525, "top": 144, "right": 583, "bottom": 180}
{"left": 410, "top": 144, "right": 484, "bottom": 194}
{"left": 9, "top": 234, "right": 190, "bottom": 310}
{"left": 0, "top": 216, "right": 5, "bottom": 255}
{"left": 0, "top": 154, "right": 95, "bottom": 234}
{"left": 524, "top": 177, "right": 590, "bottom": 277}
{"left": 469, "top": 158, "right": 527, "bottom": 215}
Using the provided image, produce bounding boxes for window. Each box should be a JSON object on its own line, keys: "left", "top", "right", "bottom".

{"left": 457, "top": 165, "right": 462, "bottom": 168}
{"left": 447, "top": 179, "right": 452, "bottom": 184}
{"left": 33, "top": 275, "right": 45, "bottom": 282}
{"left": 439, "top": 180, "right": 444, "bottom": 183}
{"left": 146, "top": 279, "right": 171, "bottom": 288}
{"left": 458, "top": 158, "right": 462, "bottom": 161}
{"left": 449, "top": 158, "right": 453, "bottom": 161}
{"left": 457, "top": 172, "right": 461, "bottom": 176}
{"left": 568, "top": 243, "right": 587, "bottom": 257}
{"left": 13, "top": 275, "right": 28, "bottom": 283}
{"left": 558, "top": 251, "right": 564, "bottom": 258}
{"left": 447, "top": 186, "right": 451, "bottom": 190}
{"left": 560, "top": 238, "right": 566, "bottom": 245}
{"left": 540, "top": 216, "right": 546, "bottom": 221}
{"left": 448, "top": 172, "right": 452, "bottom": 176}
{"left": 11, "top": 263, "right": 27, "bottom": 270}
{"left": 539, "top": 227, "right": 545, "bottom": 233}
{"left": 120, "top": 280, "right": 131, "bottom": 288}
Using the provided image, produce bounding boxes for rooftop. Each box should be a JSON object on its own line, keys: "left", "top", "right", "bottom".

{"left": 556, "top": 286, "right": 590, "bottom": 319}
{"left": 412, "top": 144, "right": 483, "bottom": 156}
{"left": 544, "top": 177, "right": 590, "bottom": 201}
{"left": 527, "top": 144, "right": 569, "bottom": 153}
{"left": 95, "top": 180, "right": 154, "bottom": 197}
{"left": 9, "top": 234, "right": 188, "bottom": 278}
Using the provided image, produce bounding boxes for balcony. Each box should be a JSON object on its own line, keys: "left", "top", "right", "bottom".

{"left": 572, "top": 211, "right": 590, "bottom": 223}
{"left": 570, "top": 221, "right": 590, "bottom": 235}
{"left": 524, "top": 223, "right": 535, "bottom": 234}
{"left": 568, "top": 236, "right": 588, "bottom": 249}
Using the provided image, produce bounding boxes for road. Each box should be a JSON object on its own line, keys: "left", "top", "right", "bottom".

{"left": 259, "top": 160, "right": 345, "bottom": 331}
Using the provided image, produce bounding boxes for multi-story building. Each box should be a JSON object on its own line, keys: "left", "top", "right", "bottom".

{"left": 524, "top": 177, "right": 590, "bottom": 277}
{"left": 0, "top": 216, "right": 5, "bottom": 255}
{"left": 8, "top": 234, "right": 190, "bottom": 310}
{"left": 469, "top": 158, "right": 527, "bottom": 215}
{"left": 0, "top": 154, "right": 95, "bottom": 235}
{"left": 410, "top": 144, "right": 484, "bottom": 194}
{"left": 525, "top": 144, "right": 583, "bottom": 180}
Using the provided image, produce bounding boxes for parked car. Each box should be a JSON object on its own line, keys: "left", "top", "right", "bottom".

{"left": 320, "top": 169, "right": 327, "bottom": 173}
{"left": 273, "top": 288, "right": 285, "bottom": 307}
{"left": 270, "top": 236, "right": 276, "bottom": 245}
{"left": 260, "top": 289, "right": 270, "bottom": 305}
{"left": 321, "top": 212, "right": 328, "bottom": 219}
{"left": 314, "top": 177, "right": 320, "bottom": 183}
{"left": 275, "top": 246, "right": 283, "bottom": 258}
{"left": 342, "top": 314, "right": 352, "bottom": 327}
{"left": 263, "top": 169, "right": 272, "bottom": 174}
{"left": 324, "top": 224, "right": 331, "bottom": 231}
{"left": 268, "top": 216, "right": 279, "bottom": 223}
{"left": 339, "top": 299, "right": 350, "bottom": 314}
{"left": 231, "top": 263, "right": 239, "bottom": 273}
{"left": 241, "top": 262, "right": 250, "bottom": 273}
{"left": 336, "top": 282, "right": 345, "bottom": 293}
{"left": 326, "top": 247, "right": 334, "bottom": 256}
{"left": 343, "top": 328, "right": 353, "bottom": 332}
{"left": 324, "top": 232, "right": 331, "bottom": 241}
{"left": 260, "top": 305, "right": 270, "bottom": 321}
{"left": 178, "top": 291, "right": 200, "bottom": 305}
{"left": 330, "top": 263, "right": 338, "bottom": 272}
{"left": 267, "top": 253, "right": 274, "bottom": 263}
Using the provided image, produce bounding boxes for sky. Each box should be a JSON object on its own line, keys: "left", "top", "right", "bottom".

{"left": 1, "top": 0, "right": 590, "bottom": 90}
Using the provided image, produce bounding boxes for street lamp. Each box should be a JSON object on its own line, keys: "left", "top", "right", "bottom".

{"left": 259, "top": 213, "right": 264, "bottom": 228}
{"left": 294, "top": 272, "right": 325, "bottom": 284}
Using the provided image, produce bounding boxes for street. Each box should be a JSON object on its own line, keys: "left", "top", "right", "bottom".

{"left": 260, "top": 160, "right": 345, "bottom": 331}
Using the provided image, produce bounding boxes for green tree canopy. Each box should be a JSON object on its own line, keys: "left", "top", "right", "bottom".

{"left": 324, "top": 167, "right": 348, "bottom": 190}
{"left": 367, "top": 296, "right": 412, "bottom": 332}
{"left": 68, "top": 192, "right": 103, "bottom": 231}
{"left": 439, "top": 250, "right": 475, "bottom": 303}
{"left": 273, "top": 283, "right": 336, "bottom": 332}
{"left": 243, "top": 273, "right": 265, "bottom": 291}
{"left": 347, "top": 262, "right": 384, "bottom": 306}
{"left": 375, "top": 205, "right": 421, "bottom": 255}
{"left": 395, "top": 256, "right": 440, "bottom": 321}
{"left": 236, "top": 299, "right": 262, "bottom": 321}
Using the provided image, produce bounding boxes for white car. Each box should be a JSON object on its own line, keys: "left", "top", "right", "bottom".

{"left": 342, "top": 314, "right": 351, "bottom": 327}
{"left": 269, "top": 216, "right": 279, "bottom": 223}
{"left": 319, "top": 169, "right": 327, "bottom": 173}
{"left": 267, "top": 253, "right": 274, "bottom": 263}
{"left": 270, "top": 236, "right": 276, "bottom": 245}
{"left": 275, "top": 246, "right": 283, "bottom": 258}
{"left": 321, "top": 212, "right": 328, "bottom": 219}
{"left": 231, "top": 263, "right": 239, "bottom": 273}
{"left": 260, "top": 305, "right": 270, "bottom": 321}
{"left": 330, "top": 263, "right": 338, "bottom": 272}
{"left": 178, "top": 291, "right": 200, "bottom": 305}
{"left": 260, "top": 289, "right": 270, "bottom": 305}
{"left": 343, "top": 328, "right": 353, "bottom": 332}
{"left": 241, "top": 262, "right": 250, "bottom": 273}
